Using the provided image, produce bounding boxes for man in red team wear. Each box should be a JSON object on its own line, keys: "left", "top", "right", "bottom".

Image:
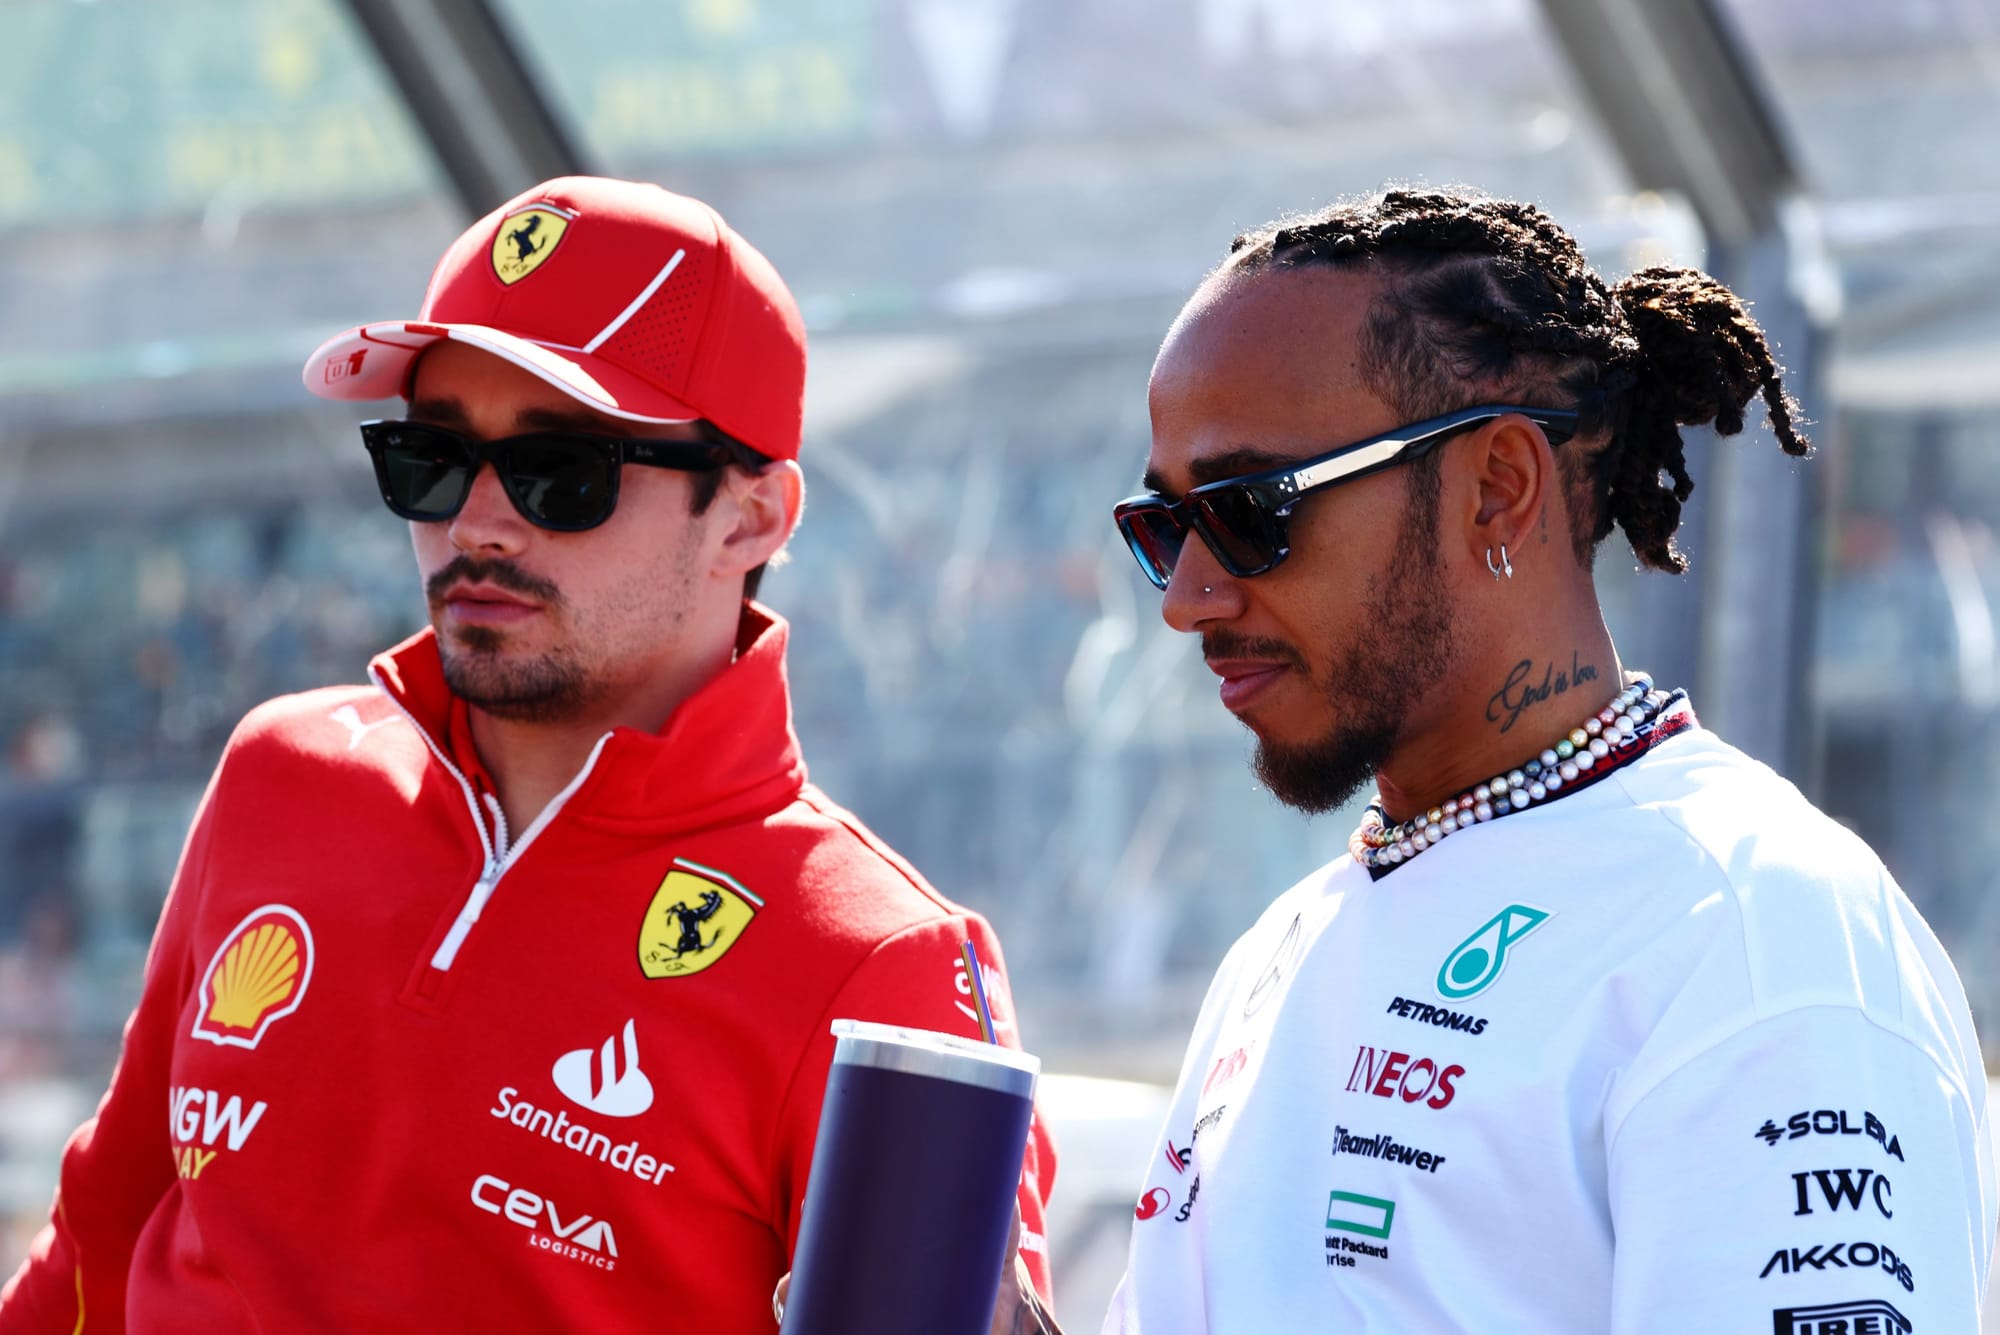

{"left": 0, "top": 176, "right": 1055, "bottom": 1332}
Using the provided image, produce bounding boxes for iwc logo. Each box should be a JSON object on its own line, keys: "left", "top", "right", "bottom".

{"left": 490, "top": 204, "right": 574, "bottom": 285}
{"left": 191, "top": 904, "right": 315, "bottom": 1049}
{"left": 638, "top": 857, "right": 763, "bottom": 979}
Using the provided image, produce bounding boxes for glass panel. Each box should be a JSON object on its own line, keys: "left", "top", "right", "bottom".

{"left": 1814, "top": 411, "right": 2000, "bottom": 1028}
{"left": 1718, "top": 0, "right": 2000, "bottom": 1056}
{"left": 0, "top": 0, "right": 460, "bottom": 415}
{"left": 494, "top": 0, "right": 1640, "bottom": 320}
{"left": 1, "top": 0, "right": 435, "bottom": 224}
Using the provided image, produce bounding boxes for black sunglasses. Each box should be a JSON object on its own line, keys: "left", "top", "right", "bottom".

{"left": 1112, "top": 405, "right": 1579, "bottom": 590}
{"left": 361, "top": 419, "right": 732, "bottom": 532}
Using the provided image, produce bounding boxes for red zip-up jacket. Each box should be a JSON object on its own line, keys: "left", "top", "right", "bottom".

{"left": 0, "top": 605, "right": 1055, "bottom": 1332}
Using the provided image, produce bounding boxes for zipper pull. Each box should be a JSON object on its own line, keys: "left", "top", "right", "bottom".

{"left": 431, "top": 867, "right": 498, "bottom": 970}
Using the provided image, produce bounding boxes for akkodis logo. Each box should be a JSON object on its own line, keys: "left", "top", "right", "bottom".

{"left": 552, "top": 1019, "right": 654, "bottom": 1118}
{"left": 1436, "top": 904, "right": 1551, "bottom": 1001}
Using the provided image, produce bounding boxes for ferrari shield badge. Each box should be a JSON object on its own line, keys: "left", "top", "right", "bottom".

{"left": 638, "top": 857, "right": 762, "bottom": 979}
{"left": 490, "top": 204, "right": 572, "bottom": 285}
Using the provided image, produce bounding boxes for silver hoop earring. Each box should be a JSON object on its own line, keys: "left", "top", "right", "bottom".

{"left": 1486, "top": 545, "right": 1515, "bottom": 581}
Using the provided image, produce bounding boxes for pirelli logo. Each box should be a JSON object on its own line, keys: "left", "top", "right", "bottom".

{"left": 1772, "top": 1299, "right": 1912, "bottom": 1334}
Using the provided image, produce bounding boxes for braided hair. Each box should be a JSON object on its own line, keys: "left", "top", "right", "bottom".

{"left": 1225, "top": 187, "right": 1809, "bottom": 573}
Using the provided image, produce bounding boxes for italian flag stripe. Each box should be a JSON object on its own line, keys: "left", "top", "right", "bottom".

{"left": 673, "top": 857, "right": 764, "bottom": 908}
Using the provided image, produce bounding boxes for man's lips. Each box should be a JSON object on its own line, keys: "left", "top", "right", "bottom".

{"left": 441, "top": 582, "right": 541, "bottom": 626}
{"left": 1205, "top": 657, "right": 1293, "bottom": 711}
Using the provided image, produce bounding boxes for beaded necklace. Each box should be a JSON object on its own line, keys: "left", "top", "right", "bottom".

{"left": 1349, "top": 675, "right": 1689, "bottom": 873}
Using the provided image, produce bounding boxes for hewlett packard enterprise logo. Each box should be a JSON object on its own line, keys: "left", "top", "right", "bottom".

{"left": 1771, "top": 1299, "right": 1911, "bottom": 1334}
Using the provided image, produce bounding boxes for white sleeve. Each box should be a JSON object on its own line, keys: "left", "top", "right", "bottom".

{"left": 1606, "top": 1005, "right": 1993, "bottom": 1334}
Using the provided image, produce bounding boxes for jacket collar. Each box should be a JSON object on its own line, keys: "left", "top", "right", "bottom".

{"left": 369, "top": 602, "right": 808, "bottom": 831}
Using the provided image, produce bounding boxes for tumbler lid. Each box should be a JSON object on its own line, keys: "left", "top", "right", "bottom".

{"left": 829, "top": 1020, "right": 1040, "bottom": 1098}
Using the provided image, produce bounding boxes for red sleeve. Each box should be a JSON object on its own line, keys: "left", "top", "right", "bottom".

{"left": 770, "top": 912, "right": 1059, "bottom": 1307}
{"left": 0, "top": 777, "right": 217, "bottom": 1333}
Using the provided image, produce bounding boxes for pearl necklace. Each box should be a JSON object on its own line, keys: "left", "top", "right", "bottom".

{"left": 1350, "top": 676, "right": 1678, "bottom": 871}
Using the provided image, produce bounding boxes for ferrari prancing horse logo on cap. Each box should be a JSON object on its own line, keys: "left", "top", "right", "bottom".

{"left": 491, "top": 204, "right": 573, "bottom": 285}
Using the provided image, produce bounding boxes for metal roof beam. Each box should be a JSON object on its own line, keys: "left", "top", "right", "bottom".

{"left": 1536, "top": 0, "right": 1799, "bottom": 246}
{"left": 341, "top": 0, "right": 588, "bottom": 219}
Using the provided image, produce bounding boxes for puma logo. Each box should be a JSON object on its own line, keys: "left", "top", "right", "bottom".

{"left": 330, "top": 704, "right": 396, "bottom": 751}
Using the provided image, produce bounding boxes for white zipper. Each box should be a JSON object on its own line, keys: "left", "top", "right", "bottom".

{"left": 367, "top": 667, "right": 614, "bottom": 972}
{"left": 484, "top": 793, "right": 513, "bottom": 862}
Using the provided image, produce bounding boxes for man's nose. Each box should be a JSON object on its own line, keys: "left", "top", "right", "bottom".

{"left": 444, "top": 463, "right": 530, "bottom": 556}
{"left": 1161, "top": 539, "right": 1242, "bottom": 632}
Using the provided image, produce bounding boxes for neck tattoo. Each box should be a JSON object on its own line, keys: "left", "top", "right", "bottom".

{"left": 1350, "top": 675, "right": 1692, "bottom": 874}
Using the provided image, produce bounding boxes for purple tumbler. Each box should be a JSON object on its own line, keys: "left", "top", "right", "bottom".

{"left": 780, "top": 1020, "right": 1040, "bottom": 1335}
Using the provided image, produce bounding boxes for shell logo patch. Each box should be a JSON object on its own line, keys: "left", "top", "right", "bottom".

{"left": 192, "top": 905, "right": 316, "bottom": 1049}
{"left": 491, "top": 204, "right": 573, "bottom": 285}
{"left": 639, "top": 858, "right": 762, "bottom": 980}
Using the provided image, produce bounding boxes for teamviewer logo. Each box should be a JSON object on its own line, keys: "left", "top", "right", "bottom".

{"left": 1773, "top": 1299, "right": 1912, "bottom": 1334}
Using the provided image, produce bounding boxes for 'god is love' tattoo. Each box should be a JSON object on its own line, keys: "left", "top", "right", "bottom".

{"left": 1485, "top": 654, "right": 1601, "bottom": 735}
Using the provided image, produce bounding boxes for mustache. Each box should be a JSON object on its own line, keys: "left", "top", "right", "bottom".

{"left": 1201, "top": 630, "right": 1306, "bottom": 672}
{"left": 426, "top": 556, "right": 563, "bottom": 607}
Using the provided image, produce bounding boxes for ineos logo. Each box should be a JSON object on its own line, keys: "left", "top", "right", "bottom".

{"left": 1345, "top": 1045, "right": 1463, "bottom": 1111}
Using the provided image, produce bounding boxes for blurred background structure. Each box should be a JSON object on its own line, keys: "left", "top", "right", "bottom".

{"left": 3, "top": 0, "right": 1999, "bottom": 1321}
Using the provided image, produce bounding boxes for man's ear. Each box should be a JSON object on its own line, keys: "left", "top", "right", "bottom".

{"left": 712, "top": 460, "right": 803, "bottom": 579}
{"left": 1463, "top": 414, "right": 1557, "bottom": 563}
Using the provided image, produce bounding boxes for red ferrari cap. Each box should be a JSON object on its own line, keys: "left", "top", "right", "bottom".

{"left": 302, "top": 176, "right": 806, "bottom": 461}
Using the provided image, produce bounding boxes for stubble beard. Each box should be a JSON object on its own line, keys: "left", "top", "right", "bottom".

{"left": 428, "top": 557, "right": 596, "bottom": 724}
{"left": 1249, "top": 479, "right": 1459, "bottom": 814}
{"left": 439, "top": 628, "right": 595, "bottom": 724}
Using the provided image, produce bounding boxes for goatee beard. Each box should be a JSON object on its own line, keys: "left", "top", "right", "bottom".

{"left": 439, "top": 633, "right": 593, "bottom": 723}
{"left": 428, "top": 556, "right": 593, "bottom": 723}
{"left": 1253, "top": 710, "right": 1399, "bottom": 815}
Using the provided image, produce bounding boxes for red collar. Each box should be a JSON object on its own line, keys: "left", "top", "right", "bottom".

{"left": 370, "top": 602, "right": 807, "bottom": 831}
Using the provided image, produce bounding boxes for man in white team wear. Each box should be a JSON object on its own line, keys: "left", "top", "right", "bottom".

{"left": 984, "top": 187, "right": 1994, "bottom": 1333}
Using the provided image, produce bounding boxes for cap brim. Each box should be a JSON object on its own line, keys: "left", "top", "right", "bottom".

{"left": 301, "top": 321, "right": 699, "bottom": 425}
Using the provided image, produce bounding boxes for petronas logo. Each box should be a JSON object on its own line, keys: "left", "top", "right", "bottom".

{"left": 1436, "top": 904, "right": 1551, "bottom": 1001}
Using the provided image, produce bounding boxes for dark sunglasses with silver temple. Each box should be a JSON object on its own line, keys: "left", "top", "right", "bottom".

{"left": 1112, "top": 405, "right": 1579, "bottom": 590}
{"left": 361, "top": 419, "right": 734, "bottom": 533}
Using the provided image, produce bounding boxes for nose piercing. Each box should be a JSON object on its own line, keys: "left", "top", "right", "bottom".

{"left": 1204, "top": 586, "right": 1213, "bottom": 594}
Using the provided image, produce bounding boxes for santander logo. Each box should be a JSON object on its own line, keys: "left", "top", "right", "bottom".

{"left": 552, "top": 1019, "right": 654, "bottom": 1118}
